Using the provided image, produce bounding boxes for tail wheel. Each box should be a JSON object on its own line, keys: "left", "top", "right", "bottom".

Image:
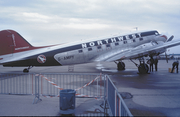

{"left": 138, "top": 64, "right": 149, "bottom": 74}
{"left": 117, "top": 62, "right": 125, "bottom": 71}
{"left": 23, "top": 68, "right": 29, "bottom": 73}
{"left": 23, "top": 66, "right": 33, "bottom": 73}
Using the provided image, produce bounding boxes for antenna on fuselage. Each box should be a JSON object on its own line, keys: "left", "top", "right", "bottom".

{"left": 134, "top": 27, "right": 138, "bottom": 31}
{"left": 130, "top": 27, "right": 138, "bottom": 32}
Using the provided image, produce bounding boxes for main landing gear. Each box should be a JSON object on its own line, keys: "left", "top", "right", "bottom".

{"left": 130, "top": 58, "right": 149, "bottom": 74}
{"left": 115, "top": 61, "right": 125, "bottom": 71}
{"left": 138, "top": 61, "right": 149, "bottom": 74}
{"left": 23, "top": 66, "right": 33, "bottom": 73}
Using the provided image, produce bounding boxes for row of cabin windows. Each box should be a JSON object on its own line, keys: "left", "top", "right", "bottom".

{"left": 78, "top": 38, "right": 143, "bottom": 53}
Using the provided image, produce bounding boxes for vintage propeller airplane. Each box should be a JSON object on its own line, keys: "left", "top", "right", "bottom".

{"left": 0, "top": 29, "right": 180, "bottom": 73}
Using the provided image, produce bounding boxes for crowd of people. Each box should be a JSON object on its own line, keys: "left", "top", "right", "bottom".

{"left": 147, "top": 56, "right": 159, "bottom": 72}
{"left": 147, "top": 56, "right": 179, "bottom": 73}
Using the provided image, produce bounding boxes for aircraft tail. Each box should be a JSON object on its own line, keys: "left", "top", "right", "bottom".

{"left": 0, "top": 30, "right": 33, "bottom": 56}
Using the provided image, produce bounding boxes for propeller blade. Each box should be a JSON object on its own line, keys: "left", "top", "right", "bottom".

{"left": 165, "top": 52, "right": 168, "bottom": 63}
{"left": 167, "top": 35, "right": 174, "bottom": 42}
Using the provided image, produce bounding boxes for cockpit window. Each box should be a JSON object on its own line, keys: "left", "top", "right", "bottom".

{"left": 155, "top": 31, "right": 159, "bottom": 36}
{"left": 141, "top": 31, "right": 159, "bottom": 37}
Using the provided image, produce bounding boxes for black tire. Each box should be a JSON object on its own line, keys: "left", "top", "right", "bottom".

{"left": 23, "top": 69, "right": 29, "bottom": 73}
{"left": 138, "top": 64, "right": 149, "bottom": 74}
{"left": 117, "top": 62, "right": 125, "bottom": 71}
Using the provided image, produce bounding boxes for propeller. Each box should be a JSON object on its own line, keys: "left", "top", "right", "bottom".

{"left": 165, "top": 51, "right": 168, "bottom": 63}
{"left": 164, "top": 35, "right": 174, "bottom": 63}
{"left": 166, "top": 35, "right": 174, "bottom": 42}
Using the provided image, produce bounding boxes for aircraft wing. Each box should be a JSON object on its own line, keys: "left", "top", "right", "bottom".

{"left": 102, "top": 39, "right": 180, "bottom": 62}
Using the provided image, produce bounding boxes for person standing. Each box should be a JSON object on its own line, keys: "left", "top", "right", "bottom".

{"left": 149, "top": 57, "right": 154, "bottom": 72}
{"left": 147, "top": 59, "right": 151, "bottom": 72}
{"left": 171, "top": 60, "right": 179, "bottom": 73}
{"left": 154, "top": 56, "right": 159, "bottom": 71}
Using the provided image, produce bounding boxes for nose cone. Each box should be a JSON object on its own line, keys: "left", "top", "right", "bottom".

{"left": 161, "top": 35, "right": 167, "bottom": 40}
{"left": 159, "top": 35, "right": 168, "bottom": 42}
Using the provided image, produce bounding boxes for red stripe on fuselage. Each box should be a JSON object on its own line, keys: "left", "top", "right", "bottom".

{"left": 12, "top": 45, "right": 56, "bottom": 54}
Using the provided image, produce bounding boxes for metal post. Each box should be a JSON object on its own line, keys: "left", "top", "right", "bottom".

{"left": 104, "top": 75, "right": 107, "bottom": 116}
{"left": 33, "top": 74, "right": 42, "bottom": 104}
{"left": 97, "top": 75, "right": 98, "bottom": 97}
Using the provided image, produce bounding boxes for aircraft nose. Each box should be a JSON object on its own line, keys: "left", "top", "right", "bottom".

{"left": 161, "top": 35, "right": 167, "bottom": 40}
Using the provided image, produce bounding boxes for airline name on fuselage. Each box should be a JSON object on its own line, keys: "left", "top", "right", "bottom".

{"left": 81, "top": 33, "right": 142, "bottom": 48}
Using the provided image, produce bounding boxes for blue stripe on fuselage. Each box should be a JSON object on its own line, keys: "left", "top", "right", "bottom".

{"left": 27, "top": 30, "right": 159, "bottom": 66}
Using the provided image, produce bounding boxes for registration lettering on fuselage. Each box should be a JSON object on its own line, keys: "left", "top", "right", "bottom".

{"left": 81, "top": 33, "right": 141, "bottom": 48}
{"left": 58, "top": 55, "right": 74, "bottom": 61}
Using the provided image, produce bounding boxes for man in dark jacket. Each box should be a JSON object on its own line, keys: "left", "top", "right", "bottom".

{"left": 149, "top": 57, "right": 154, "bottom": 72}
{"left": 154, "top": 56, "right": 159, "bottom": 71}
{"left": 171, "top": 60, "right": 179, "bottom": 73}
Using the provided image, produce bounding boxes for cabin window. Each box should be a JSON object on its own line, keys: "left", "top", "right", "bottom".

{"left": 123, "top": 37, "right": 126, "bottom": 40}
{"left": 106, "top": 44, "right": 111, "bottom": 47}
{"left": 123, "top": 41, "right": 127, "bottom": 44}
{"left": 88, "top": 48, "right": 92, "bottom": 51}
{"left": 129, "top": 35, "right": 133, "bottom": 39}
{"left": 79, "top": 50, "right": 83, "bottom": 53}
{"left": 132, "top": 39, "right": 136, "bottom": 42}
{"left": 139, "top": 38, "right": 143, "bottom": 41}
{"left": 97, "top": 46, "right": 102, "bottom": 49}
{"left": 115, "top": 43, "right": 119, "bottom": 46}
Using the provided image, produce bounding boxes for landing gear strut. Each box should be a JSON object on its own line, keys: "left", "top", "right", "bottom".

{"left": 130, "top": 58, "right": 149, "bottom": 74}
{"left": 23, "top": 66, "right": 33, "bottom": 73}
{"left": 115, "top": 61, "right": 125, "bottom": 71}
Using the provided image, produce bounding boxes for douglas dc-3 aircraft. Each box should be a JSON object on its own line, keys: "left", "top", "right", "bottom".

{"left": 0, "top": 29, "right": 180, "bottom": 74}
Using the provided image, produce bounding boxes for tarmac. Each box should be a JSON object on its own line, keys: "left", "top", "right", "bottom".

{"left": 0, "top": 95, "right": 104, "bottom": 116}
{"left": 0, "top": 60, "right": 180, "bottom": 116}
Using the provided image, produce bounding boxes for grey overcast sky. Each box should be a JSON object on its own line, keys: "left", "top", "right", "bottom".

{"left": 1, "top": 0, "right": 180, "bottom": 54}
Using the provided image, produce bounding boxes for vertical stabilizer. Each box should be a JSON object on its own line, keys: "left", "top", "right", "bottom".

{"left": 0, "top": 30, "right": 33, "bottom": 56}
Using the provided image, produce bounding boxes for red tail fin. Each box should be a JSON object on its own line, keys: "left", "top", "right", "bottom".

{"left": 0, "top": 30, "right": 33, "bottom": 56}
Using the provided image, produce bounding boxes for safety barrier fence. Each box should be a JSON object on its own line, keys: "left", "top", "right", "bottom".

{"left": 0, "top": 73, "right": 104, "bottom": 98}
{"left": 34, "top": 73, "right": 104, "bottom": 99}
{"left": 0, "top": 73, "right": 34, "bottom": 95}
{"left": 0, "top": 72, "right": 132, "bottom": 116}
{"left": 104, "top": 75, "right": 133, "bottom": 116}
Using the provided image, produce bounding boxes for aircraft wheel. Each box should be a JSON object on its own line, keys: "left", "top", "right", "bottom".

{"left": 138, "top": 64, "right": 149, "bottom": 74}
{"left": 117, "top": 62, "right": 125, "bottom": 71}
{"left": 23, "top": 68, "right": 29, "bottom": 73}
